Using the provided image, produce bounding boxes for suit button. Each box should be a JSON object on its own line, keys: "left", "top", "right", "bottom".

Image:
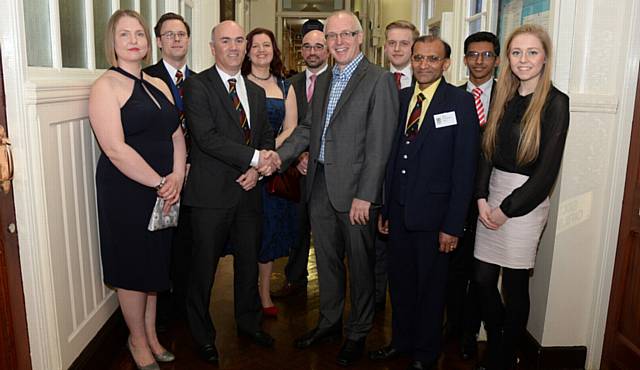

{"left": 403, "top": 155, "right": 408, "bottom": 159}
{"left": 401, "top": 170, "right": 406, "bottom": 174}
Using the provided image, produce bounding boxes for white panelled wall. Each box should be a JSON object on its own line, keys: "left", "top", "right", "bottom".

{"left": 0, "top": 0, "right": 639, "bottom": 369}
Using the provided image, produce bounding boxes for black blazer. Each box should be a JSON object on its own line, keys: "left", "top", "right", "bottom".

{"left": 287, "top": 69, "right": 327, "bottom": 127}
{"left": 383, "top": 78, "right": 480, "bottom": 237}
{"left": 182, "top": 66, "right": 275, "bottom": 209}
{"left": 143, "top": 59, "right": 197, "bottom": 102}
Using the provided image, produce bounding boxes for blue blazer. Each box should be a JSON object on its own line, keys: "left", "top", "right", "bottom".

{"left": 383, "top": 78, "right": 480, "bottom": 237}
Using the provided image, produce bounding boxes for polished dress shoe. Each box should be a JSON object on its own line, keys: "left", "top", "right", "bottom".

{"left": 238, "top": 330, "right": 275, "bottom": 347}
{"left": 262, "top": 305, "right": 278, "bottom": 317}
{"left": 369, "top": 345, "right": 400, "bottom": 361}
{"left": 294, "top": 327, "right": 342, "bottom": 349}
{"left": 197, "top": 344, "right": 219, "bottom": 363}
{"left": 406, "top": 360, "right": 436, "bottom": 370}
{"left": 336, "top": 338, "right": 365, "bottom": 366}
{"left": 153, "top": 349, "right": 175, "bottom": 362}
{"left": 271, "top": 282, "right": 305, "bottom": 298}
{"left": 126, "top": 338, "right": 160, "bottom": 370}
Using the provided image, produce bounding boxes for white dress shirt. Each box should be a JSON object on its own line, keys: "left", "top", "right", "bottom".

{"left": 162, "top": 60, "right": 187, "bottom": 85}
{"left": 390, "top": 64, "right": 413, "bottom": 89}
{"left": 466, "top": 78, "right": 494, "bottom": 117}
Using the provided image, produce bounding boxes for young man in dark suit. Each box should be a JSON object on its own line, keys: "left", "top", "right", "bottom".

{"left": 270, "top": 10, "right": 398, "bottom": 367}
{"left": 271, "top": 28, "right": 329, "bottom": 299}
{"left": 143, "top": 12, "right": 196, "bottom": 331}
{"left": 447, "top": 31, "right": 500, "bottom": 360}
{"left": 182, "top": 20, "right": 276, "bottom": 364}
{"left": 370, "top": 35, "right": 479, "bottom": 370}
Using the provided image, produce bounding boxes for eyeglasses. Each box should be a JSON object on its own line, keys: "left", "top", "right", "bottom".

{"left": 302, "top": 44, "right": 325, "bottom": 51}
{"left": 325, "top": 31, "right": 360, "bottom": 41}
{"left": 411, "top": 54, "right": 446, "bottom": 63}
{"left": 465, "top": 51, "right": 496, "bottom": 59}
{"left": 161, "top": 31, "right": 189, "bottom": 40}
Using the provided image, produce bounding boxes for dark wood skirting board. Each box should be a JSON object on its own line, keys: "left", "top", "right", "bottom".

{"left": 69, "top": 309, "right": 127, "bottom": 370}
{"left": 520, "top": 330, "right": 587, "bottom": 370}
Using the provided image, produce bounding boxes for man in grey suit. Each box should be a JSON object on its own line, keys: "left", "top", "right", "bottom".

{"left": 272, "top": 29, "right": 329, "bottom": 298}
{"left": 267, "top": 10, "right": 399, "bottom": 367}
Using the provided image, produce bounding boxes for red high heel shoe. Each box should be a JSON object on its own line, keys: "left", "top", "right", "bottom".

{"left": 262, "top": 306, "right": 278, "bottom": 317}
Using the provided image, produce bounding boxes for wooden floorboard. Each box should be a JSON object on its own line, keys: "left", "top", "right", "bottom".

{"left": 97, "top": 250, "right": 532, "bottom": 370}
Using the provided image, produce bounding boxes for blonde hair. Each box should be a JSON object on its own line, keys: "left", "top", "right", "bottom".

{"left": 385, "top": 20, "right": 419, "bottom": 41}
{"left": 105, "top": 9, "right": 151, "bottom": 66}
{"left": 483, "top": 24, "right": 553, "bottom": 165}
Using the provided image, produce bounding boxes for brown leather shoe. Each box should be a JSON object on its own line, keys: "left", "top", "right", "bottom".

{"left": 271, "top": 282, "right": 306, "bottom": 298}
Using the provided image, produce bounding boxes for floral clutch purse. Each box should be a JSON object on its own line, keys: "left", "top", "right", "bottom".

{"left": 147, "top": 197, "right": 180, "bottom": 231}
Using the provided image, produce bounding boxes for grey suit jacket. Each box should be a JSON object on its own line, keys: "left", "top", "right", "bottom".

{"left": 278, "top": 56, "right": 399, "bottom": 212}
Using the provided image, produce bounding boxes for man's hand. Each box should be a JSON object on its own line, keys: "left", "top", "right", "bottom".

{"left": 296, "top": 152, "right": 309, "bottom": 175}
{"left": 478, "top": 198, "right": 498, "bottom": 230}
{"left": 257, "top": 150, "right": 281, "bottom": 176}
{"left": 378, "top": 214, "right": 389, "bottom": 235}
{"left": 349, "top": 198, "right": 371, "bottom": 225}
{"left": 439, "top": 232, "right": 458, "bottom": 253}
{"left": 236, "top": 167, "right": 259, "bottom": 191}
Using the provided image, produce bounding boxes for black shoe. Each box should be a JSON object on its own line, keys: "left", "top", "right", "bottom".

{"left": 336, "top": 339, "right": 365, "bottom": 366}
{"left": 460, "top": 332, "right": 477, "bottom": 360}
{"left": 406, "top": 360, "right": 436, "bottom": 370}
{"left": 369, "top": 345, "right": 400, "bottom": 361}
{"left": 238, "top": 330, "right": 275, "bottom": 348}
{"left": 271, "top": 282, "right": 306, "bottom": 298}
{"left": 294, "top": 326, "right": 342, "bottom": 349}
{"left": 197, "top": 344, "right": 219, "bottom": 363}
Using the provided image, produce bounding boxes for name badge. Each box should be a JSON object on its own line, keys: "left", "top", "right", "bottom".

{"left": 434, "top": 111, "right": 458, "bottom": 128}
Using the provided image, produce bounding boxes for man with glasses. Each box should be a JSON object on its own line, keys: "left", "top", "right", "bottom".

{"left": 269, "top": 10, "right": 398, "bottom": 367}
{"left": 446, "top": 31, "right": 500, "bottom": 361}
{"left": 182, "top": 20, "right": 276, "bottom": 364}
{"left": 143, "top": 11, "right": 196, "bottom": 332}
{"left": 369, "top": 35, "right": 479, "bottom": 370}
{"left": 272, "top": 28, "right": 329, "bottom": 299}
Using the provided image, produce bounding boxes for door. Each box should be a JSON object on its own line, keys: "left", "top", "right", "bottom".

{"left": 0, "top": 48, "right": 31, "bottom": 370}
{"left": 601, "top": 67, "right": 640, "bottom": 369}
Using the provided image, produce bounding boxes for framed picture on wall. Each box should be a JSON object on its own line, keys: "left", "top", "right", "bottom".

{"left": 220, "top": 0, "right": 235, "bottom": 21}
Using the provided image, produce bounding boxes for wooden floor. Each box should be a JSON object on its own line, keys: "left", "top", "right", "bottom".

{"left": 100, "top": 250, "right": 531, "bottom": 370}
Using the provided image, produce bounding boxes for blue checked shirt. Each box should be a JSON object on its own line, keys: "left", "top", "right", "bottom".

{"left": 318, "top": 52, "right": 365, "bottom": 163}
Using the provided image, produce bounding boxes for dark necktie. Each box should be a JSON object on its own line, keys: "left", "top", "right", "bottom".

{"left": 175, "top": 70, "right": 186, "bottom": 131}
{"left": 393, "top": 72, "right": 403, "bottom": 90}
{"left": 228, "top": 78, "right": 251, "bottom": 144}
{"left": 405, "top": 93, "right": 425, "bottom": 139}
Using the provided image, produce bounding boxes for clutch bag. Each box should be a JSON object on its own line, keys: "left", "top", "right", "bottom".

{"left": 265, "top": 166, "right": 301, "bottom": 202}
{"left": 147, "top": 197, "right": 180, "bottom": 231}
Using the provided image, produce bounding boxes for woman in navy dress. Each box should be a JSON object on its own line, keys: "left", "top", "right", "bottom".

{"left": 242, "top": 28, "right": 299, "bottom": 317}
{"left": 89, "top": 10, "right": 186, "bottom": 370}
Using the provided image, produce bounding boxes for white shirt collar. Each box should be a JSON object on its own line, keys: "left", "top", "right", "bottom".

{"left": 162, "top": 59, "right": 187, "bottom": 84}
{"left": 215, "top": 65, "right": 252, "bottom": 126}
{"left": 390, "top": 64, "right": 413, "bottom": 89}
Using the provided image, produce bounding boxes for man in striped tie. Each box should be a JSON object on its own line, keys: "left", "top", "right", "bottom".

{"left": 447, "top": 31, "right": 500, "bottom": 361}
{"left": 370, "top": 35, "right": 479, "bottom": 370}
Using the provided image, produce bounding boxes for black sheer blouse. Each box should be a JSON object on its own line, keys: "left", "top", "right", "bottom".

{"left": 475, "top": 85, "right": 570, "bottom": 217}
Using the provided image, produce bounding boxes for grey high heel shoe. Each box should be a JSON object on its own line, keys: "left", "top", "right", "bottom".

{"left": 153, "top": 350, "right": 176, "bottom": 362}
{"left": 127, "top": 337, "right": 160, "bottom": 370}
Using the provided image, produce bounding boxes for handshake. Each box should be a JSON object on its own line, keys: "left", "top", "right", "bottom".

{"left": 256, "top": 150, "right": 282, "bottom": 176}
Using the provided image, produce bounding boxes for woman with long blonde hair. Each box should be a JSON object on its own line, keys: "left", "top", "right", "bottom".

{"left": 473, "top": 24, "right": 569, "bottom": 370}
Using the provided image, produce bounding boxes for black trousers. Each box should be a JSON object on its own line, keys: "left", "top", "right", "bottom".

{"left": 474, "top": 259, "right": 530, "bottom": 370}
{"left": 308, "top": 165, "right": 377, "bottom": 340}
{"left": 283, "top": 175, "right": 311, "bottom": 286}
{"left": 186, "top": 194, "right": 262, "bottom": 347}
{"left": 387, "top": 200, "right": 449, "bottom": 363}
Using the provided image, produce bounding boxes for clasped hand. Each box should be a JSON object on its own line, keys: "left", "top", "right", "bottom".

{"left": 477, "top": 198, "right": 508, "bottom": 230}
{"left": 256, "top": 150, "right": 281, "bottom": 176}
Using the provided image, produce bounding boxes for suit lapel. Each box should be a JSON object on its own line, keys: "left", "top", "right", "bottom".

{"left": 327, "top": 58, "right": 368, "bottom": 126}
{"left": 409, "top": 79, "right": 449, "bottom": 152}
{"left": 207, "top": 67, "right": 244, "bottom": 135}
{"left": 246, "top": 83, "right": 262, "bottom": 146}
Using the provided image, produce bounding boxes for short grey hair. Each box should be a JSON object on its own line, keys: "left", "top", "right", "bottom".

{"left": 326, "top": 10, "right": 363, "bottom": 33}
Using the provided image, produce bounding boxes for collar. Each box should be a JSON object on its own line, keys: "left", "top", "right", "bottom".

{"left": 162, "top": 59, "right": 187, "bottom": 81}
{"left": 390, "top": 63, "right": 412, "bottom": 77}
{"left": 413, "top": 77, "right": 442, "bottom": 101}
{"left": 215, "top": 65, "right": 243, "bottom": 87}
{"left": 468, "top": 78, "right": 493, "bottom": 93}
{"left": 332, "top": 52, "right": 364, "bottom": 79}
{"left": 306, "top": 64, "right": 328, "bottom": 79}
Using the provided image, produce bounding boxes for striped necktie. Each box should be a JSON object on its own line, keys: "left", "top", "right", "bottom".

{"left": 472, "top": 87, "right": 486, "bottom": 126}
{"left": 228, "top": 78, "right": 251, "bottom": 144}
{"left": 405, "top": 93, "right": 425, "bottom": 139}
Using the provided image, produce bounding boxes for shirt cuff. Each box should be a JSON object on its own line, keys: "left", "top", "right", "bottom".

{"left": 250, "top": 149, "right": 260, "bottom": 167}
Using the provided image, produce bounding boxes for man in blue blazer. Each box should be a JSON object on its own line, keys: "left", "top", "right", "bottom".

{"left": 369, "top": 35, "right": 479, "bottom": 370}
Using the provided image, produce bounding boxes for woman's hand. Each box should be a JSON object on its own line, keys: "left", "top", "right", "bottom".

{"left": 478, "top": 198, "right": 499, "bottom": 230}
{"left": 158, "top": 172, "right": 184, "bottom": 206}
{"left": 489, "top": 207, "right": 508, "bottom": 229}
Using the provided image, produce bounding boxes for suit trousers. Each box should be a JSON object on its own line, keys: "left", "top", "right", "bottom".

{"left": 388, "top": 200, "right": 450, "bottom": 363}
{"left": 374, "top": 232, "right": 389, "bottom": 305}
{"left": 283, "top": 175, "right": 311, "bottom": 286}
{"left": 186, "top": 194, "right": 262, "bottom": 346}
{"left": 309, "top": 165, "right": 376, "bottom": 340}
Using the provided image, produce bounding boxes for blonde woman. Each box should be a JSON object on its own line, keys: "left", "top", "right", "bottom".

{"left": 473, "top": 24, "right": 569, "bottom": 370}
{"left": 89, "top": 10, "right": 186, "bottom": 370}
